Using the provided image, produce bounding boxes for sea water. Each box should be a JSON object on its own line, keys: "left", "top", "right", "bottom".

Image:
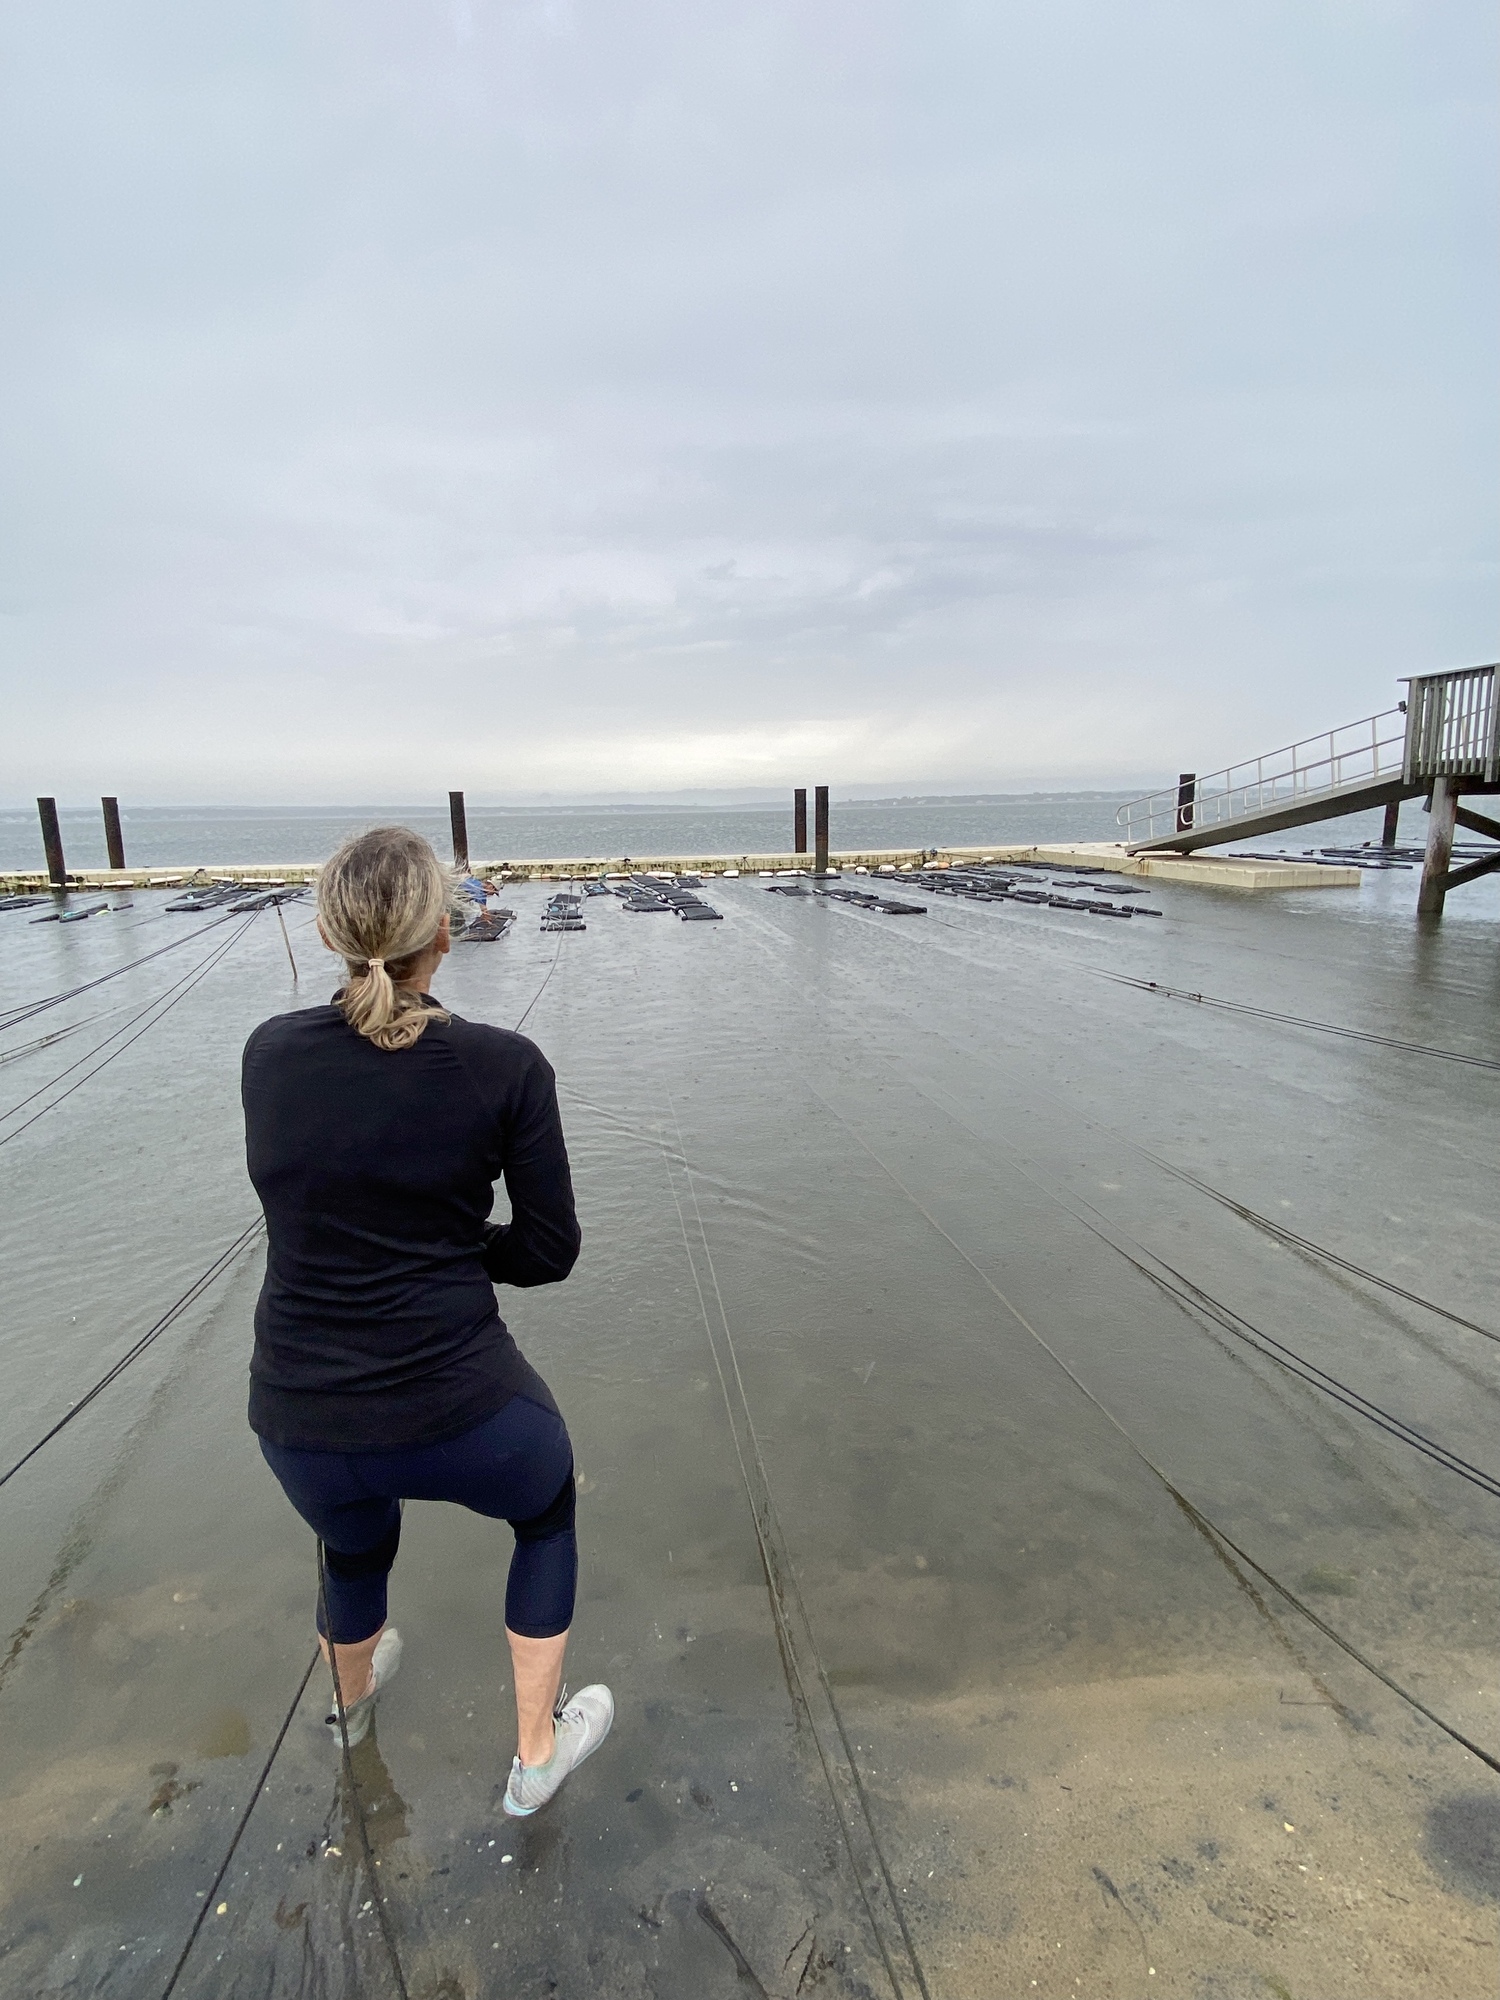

{"left": 0, "top": 794, "right": 1446, "bottom": 873}
{"left": 0, "top": 856, "right": 1496, "bottom": 1995}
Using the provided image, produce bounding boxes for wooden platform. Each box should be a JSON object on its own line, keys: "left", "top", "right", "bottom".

{"left": 956, "top": 843, "right": 1361, "bottom": 890}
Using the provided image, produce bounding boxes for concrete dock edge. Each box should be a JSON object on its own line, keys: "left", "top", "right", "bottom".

{"left": 0, "top": 845, "right": 1360, "bottom": 895}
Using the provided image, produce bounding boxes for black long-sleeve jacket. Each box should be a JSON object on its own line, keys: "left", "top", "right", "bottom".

{"left": 242, "top": 997, "right": 579, "bottom": 1450}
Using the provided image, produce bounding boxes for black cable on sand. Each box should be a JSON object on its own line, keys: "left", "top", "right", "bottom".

{"left": 1102, "top": 971, "right": 1500, "bottom": 1073}
{"left": 0, "top": 909, "right": 247, "bottom": 1034}
{"left": 896, "top": 885, "right": 1500, "bottom": 1073}
{"left": 0, "top": 914, "right": 259, "bottom": 1148}
{"left": 1152, "top": 1161, "right": 1500, "bottom": 1345}
{"left": 830, "top": 893, "right": 1500, "bottom": 1346}
{"left": 744, "top": 897, "right": 1500, "bottom": 1778}
{"left": 814, "top": 1089, "right": 1500, "bottom": 1781}
{"left": 513, "top": 923, "right": 567, "bottom": 1034}
{"left": 157, "top": 1649, "right": 320, "bottom": 2000}
{"left": 1042, "top": 1172, "right": 1500, "bottom": 1499}
{"left": 654, "top": 1090, "right": 932, "bottom": 2000}
{"left": 0, "top": 1011, "right": 112, "bottom": 1069}
{"left": 0, "top": 1219, "right": 266, "bottom": 1491}
{"left": 906, "top": 1072, "right": 1500, "bottom": 1499}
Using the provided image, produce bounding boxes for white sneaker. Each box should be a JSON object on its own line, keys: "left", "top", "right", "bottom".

{"left": 503, "top": 1684, "right": 614, "bottom": 1816}
{"left": 325, "top": 1626, "right": 403, "bottom": 1750}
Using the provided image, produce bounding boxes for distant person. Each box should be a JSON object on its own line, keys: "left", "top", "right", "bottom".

{"left": 454, "top": 872, "right": 490, "bottom": 926}
{"left": 241, "top": 826, "right": 611, "bottom": 1817}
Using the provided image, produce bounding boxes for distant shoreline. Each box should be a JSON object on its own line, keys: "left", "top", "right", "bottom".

{"left": 0, "top": 792, "right": 1417, "bottom": 875}
{"left": 0, "top": 789, "right": 1148, "bottom": 818}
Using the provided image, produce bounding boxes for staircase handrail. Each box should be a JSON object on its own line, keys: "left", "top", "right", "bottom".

{"left": 1117, "top": 707, "right": 1408, "bottom": 848}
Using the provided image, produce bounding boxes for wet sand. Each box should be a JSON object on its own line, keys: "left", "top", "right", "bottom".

{"left": 0, "top": 867, "right": 1496, "bottom": 1996}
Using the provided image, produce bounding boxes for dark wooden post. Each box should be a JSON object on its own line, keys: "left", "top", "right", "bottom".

{"left": 1175, "top": 773, "right": 1197, "bottom": 836}
{"left": 814, "top": 785, "right": 830, "bottom": 875}
{"left": 794, "top": 788, "right": 808, "bottom": 855}
{"left": 449, "top": 790, "right": 469, "bottom": 870}
{"left": 1379, "top": 799, "right": 1400, "bottom": 849}
{"left": 37, "top": 797, "right": 66, "bottom": 886}
{"left": 101, "top": 797, "right": 126, "bottom": 870}
{"left": 1417, "top": 776, "right": 1457, "bottom": 916}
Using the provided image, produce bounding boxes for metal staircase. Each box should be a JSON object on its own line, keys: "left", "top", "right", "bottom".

{"left": 1117, "top": 663, "right": 1500, "bottom": 913}
{"left": 1118, "top": 708, "right": 1413, "bottom": 853}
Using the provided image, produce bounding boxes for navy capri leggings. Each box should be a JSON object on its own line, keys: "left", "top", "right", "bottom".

{"left": 260, "top": 1395, "right": 576, "bottom": 1645}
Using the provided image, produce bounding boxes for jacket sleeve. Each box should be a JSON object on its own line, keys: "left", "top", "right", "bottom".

{"left": 481, "top": 1046, "right": 581, "bottom": 1288}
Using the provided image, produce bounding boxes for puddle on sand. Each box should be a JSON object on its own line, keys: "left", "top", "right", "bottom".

{"left": 1, "top": 876, "right": 1497, "bottom": 1996}
{"left": 191, "top": 1710, "right": 251, "bottom": 1761}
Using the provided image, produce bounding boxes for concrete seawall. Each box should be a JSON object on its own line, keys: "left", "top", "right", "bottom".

{"left": 0, "top": 842, "right": 1359, "bottom": 895}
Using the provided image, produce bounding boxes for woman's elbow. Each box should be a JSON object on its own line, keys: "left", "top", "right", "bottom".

{"left": 516, "top": 1219, "right": 581, "bottom": 1287}
{"left": 552, "top": 1220, "right": 582, "bottom": 1281}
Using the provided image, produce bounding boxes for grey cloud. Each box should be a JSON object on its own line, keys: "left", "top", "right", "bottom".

{"left": 0, "top": 0, "right": 1494, "bottom": 800}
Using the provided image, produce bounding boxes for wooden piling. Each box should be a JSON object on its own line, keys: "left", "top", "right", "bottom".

{"left": 36, "top": 798, "right": 66, "bottom": 887}
{"left": 1175, "top": 773, "right": 1197, "bottom": 835}
{"left": 794, "top": 788, "right": 808, "bottom": 855}
{"left": 101, "top": 797, "right": 126, "bottom": 870}
{"left": 1417, "top": 776, "right": 1457, "bottom": 915}
{"left": 814, "top": 785, "right": 830, "bottom": 875}
{"left": 449, "top": 791, "right": 469, "bottom": 870}
{"left": 1380, "top": 799, "right": 1400, "bottom": 849}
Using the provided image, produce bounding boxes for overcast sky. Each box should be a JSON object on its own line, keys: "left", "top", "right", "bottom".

{"left": 1, "top": 1, "right": 1494, "bottom": 804}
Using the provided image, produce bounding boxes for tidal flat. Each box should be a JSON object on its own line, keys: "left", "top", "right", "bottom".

{"left": 1, "top": 864, "right": 1497, "bottom": 1998}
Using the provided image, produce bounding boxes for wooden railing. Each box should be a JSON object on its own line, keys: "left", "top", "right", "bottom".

{"left": 1402, "top": 664, "right": 1499, "bottom": 783}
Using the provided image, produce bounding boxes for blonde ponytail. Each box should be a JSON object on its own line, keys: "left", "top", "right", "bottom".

{"left": 316, "top": 827, "right": 453, "bottom": 1051}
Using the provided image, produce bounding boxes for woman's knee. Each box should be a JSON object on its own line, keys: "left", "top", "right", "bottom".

{"left": 509, "top": 1465, "right": 576, "bottom": 1546}
{"left": 322, "top": 1508, "right": 402, "bottom": 1579}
